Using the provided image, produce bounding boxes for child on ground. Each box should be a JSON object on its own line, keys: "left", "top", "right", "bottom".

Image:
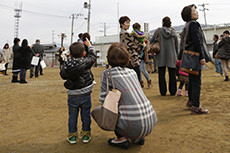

{"left": 131, "top": 23, "right": 152, "bottom": 88}
{"left": 60, "top": 38, "right": 96, "bottom": 144}
{"left": 177, "top": 60, "right": 189, "bottom": 96}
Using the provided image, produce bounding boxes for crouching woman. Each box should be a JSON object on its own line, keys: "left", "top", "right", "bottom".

{"left": 99, "top": 43, "right": 157, "bottom": 149}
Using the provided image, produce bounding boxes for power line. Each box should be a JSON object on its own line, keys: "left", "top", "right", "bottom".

{"left": 0, "top": 3, "right": 69, "bottom": 19}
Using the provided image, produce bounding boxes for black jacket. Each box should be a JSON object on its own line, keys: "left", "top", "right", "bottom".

{"left": 178, "top": 20, "right": 211, "bottom": 62}
{"left": 60, "top": 46, "right": 96, "bottom": 90}
{"left": 12, "top": 44, "right": 21, "bottom": 70}
{"left": 217, "top": 37, "right": 230, "bottom": 60}
{"left": 19, "top": 46, "right": 33, "bottom": 69}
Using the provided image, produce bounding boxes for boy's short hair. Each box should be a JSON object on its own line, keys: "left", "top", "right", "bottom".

{"left": 36, "top": 39, "right": 40, "bottom": 43}
{"left": 223, "top": 30, "right": 230, "bottom": 35}
{"left": 69, "top": 42, "right": 85, "bottom": 58}
{"left": 78, "top": 33, "right": 83, "bottom": 38}
{"left": 213, "top": 34, "right": 219, "bottom": 40}
{"left": 133, "top": 22, "right": 141, "bottom": 30}
{"left": 107, "top": 43, "right": 130, "bottom": 68}
{"left": 119, "top": 16, "right": 130, "bottom": 28}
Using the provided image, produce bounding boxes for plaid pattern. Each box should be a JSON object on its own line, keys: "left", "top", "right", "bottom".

{"left": 99, "top": 67, "right": 157, "bottom": 139}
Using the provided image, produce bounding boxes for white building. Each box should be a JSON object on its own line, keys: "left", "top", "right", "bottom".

{"left": 94, "top": 23, "right": 230, "bottom": 65}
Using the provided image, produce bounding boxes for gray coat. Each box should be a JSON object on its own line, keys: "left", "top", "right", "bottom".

{"left": 150, "top": 27, "right": 178, "bottom": 68}
{"left": 99, "top": 67, "right": 157, "bottom": 139}
{"left": 32, "top": 43, "right": 44, "bottom": 56}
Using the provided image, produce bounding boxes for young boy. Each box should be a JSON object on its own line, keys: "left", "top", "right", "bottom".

{"left": 60, "top": 38, "right": 96, "bottom": 144}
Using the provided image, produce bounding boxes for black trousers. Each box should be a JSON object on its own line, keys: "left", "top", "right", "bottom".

{"left": 158, "top": 67, "right": 177, "bottom": 96}
{"left": 188, "top": 71, "right": 201, "bottom": 107}
{"left": 4, "top": 63, "right": 8, "bottom": 75}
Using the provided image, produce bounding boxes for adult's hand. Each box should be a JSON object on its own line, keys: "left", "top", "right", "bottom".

{"left": 200, "top": 59, "right": 206, "bottom": 65}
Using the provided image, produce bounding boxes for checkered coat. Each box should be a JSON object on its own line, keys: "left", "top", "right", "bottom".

{"left": 99, "top": 67, "right": 157, "bottom": 139}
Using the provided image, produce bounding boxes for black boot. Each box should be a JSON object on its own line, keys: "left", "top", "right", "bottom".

{"left": 20, "top": 80, "right": 28, "bottom": 84}
{"left": 11, "top": 76, "right": 20, "bottom": 83}
{"left": 224, "top": 76, "right": 229, "bottom": 81}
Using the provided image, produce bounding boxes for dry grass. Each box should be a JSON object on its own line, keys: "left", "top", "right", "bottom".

{"left": 0, "top": 64, "right": 229, "bottom": 153}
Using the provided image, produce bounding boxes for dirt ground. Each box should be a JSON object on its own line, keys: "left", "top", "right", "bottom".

{"left": 0, "top": 63, "right": 229, "bottom": 153}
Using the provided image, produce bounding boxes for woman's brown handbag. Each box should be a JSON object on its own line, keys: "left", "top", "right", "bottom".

{"left": 91, "top": 69, "right": 121, "bottom": 131}
{"left": 214, "top": 52, "right": 219, "bottom": 59}
{"left": 149, "top": 28, "right": 161, "bottom": 53}
{"left": 180, "top": 22, "right": 200, "bottom": 76}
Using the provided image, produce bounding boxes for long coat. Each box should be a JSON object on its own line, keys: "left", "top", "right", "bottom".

{"left": 19, "top": 46, "right": 33, "bottom": 69}
{"left": 12, "top": 44, "right": 21, "bottom": 71}
{"left": 2, "top": 48, "right": 11, "bottom": 63}
{"left": 150, "top": 27, "right": 178, "bottom": 68}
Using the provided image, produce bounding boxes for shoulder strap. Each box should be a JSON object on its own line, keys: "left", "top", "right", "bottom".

{"left": 106, "top": 69, "right": 115, "bottom": 95}
{"left": 183, "top": 22, "right": 190, "bottom": 51}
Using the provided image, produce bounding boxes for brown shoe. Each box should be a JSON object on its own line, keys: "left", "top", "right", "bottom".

{"left": 186, "top": 100, "right": 192, "bottom": 108}
{"left": 191, "top": 106, "right": 209, "bottom": 114}
{"left": 140, "top": 81, "right": 144, "bottom": 88}
{"left": 147, "top": 80, "right": 152, "bottom": 89}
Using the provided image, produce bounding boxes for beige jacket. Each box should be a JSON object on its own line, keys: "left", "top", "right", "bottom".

{"left": 120, "top": 29, "right": 142, "bottom": 68}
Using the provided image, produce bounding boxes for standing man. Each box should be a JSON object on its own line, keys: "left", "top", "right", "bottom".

{"left": 217, "top": 30, "right": 230, "bottom": 81}
{"left": 212, "top": 35, "right": 223, "bottom": 77}
{"left": 119, "top": 16, "right": 144, "bottom": 84}
{"left": 30, "top": 39, "right": 44, "bottom": 78}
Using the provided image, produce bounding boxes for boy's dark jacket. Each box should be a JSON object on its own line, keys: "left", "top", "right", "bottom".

{"left": 60, "top": 46, "right": 96, "bottom": 90}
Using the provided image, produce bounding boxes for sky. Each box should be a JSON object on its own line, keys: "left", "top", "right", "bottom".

{"left": 0, "top": 0, "right": 230, "bottom": 47}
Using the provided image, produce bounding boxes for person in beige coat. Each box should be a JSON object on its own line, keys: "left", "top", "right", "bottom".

{"left": 2, "top": 43, "right": 11, "bottom": 75}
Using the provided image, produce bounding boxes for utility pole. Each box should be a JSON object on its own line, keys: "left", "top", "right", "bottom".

{"left": 59, "top": 33, "right": 67, "bottom": 47}
{"left": 144, "top": 23, "right": 149, "bottom": 36}
{"left": 117, "top": 2, "right": 119, "bottom": 42}
{"left": 99, "top": 23, "right": 110, "bottom": 36}
{"left": 52, "top": 30, "right": 55, "bottom": 44}
{"left": 199, "top": 3, "right": 209, "bottom": 27}
{"left": 70, "top": 13, "right": 83, "bottom": 44}
{"left": 84, "top": 0, "right": 91, "bottom": 33}
{"left": 14, "top": 1, "right": 22, "bottom": 38}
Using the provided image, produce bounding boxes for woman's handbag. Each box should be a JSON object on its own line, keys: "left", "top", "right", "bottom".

{"left": 214, "top": 52, "right": 219, "bottom": 59}
{"left": 180, "top": 22, "right": 200, "bottom": 76}
{"left": 0, "top": 63, "right": 6, "bottom": 71}
{"left": 149, "top": 28, "right": 161, "bottom": 53}
{"left": 91, "top": 69, "right": 121, "bottom": 131}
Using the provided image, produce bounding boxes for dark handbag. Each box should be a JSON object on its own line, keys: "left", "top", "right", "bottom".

{"left": 149, "top": 28, "right": 161, "bottom": 53}
{"left": 91, "top": 69, "right": 121, "bottom": 131}
{"left": 180, "top": 22, "right": 200, "bottom": 76}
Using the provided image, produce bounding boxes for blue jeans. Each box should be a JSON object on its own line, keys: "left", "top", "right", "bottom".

{"left": 140, "top": 60, "right": 150, "bottom": 81}
{"left": 68, "top": 93, "right": 92, "bottom": 133}
{"left": 214, "top": 58, "right": 223, "bottom": 75}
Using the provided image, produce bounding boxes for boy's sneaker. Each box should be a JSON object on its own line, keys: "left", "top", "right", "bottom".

{"left": 66, "top": 136, "right": 76, "bottom": 144}
{"left": 66, "top": 132, "right": 78, "bottom": 144}
{"left": 81, "top": 131, "right": 91, "bottom": 144}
